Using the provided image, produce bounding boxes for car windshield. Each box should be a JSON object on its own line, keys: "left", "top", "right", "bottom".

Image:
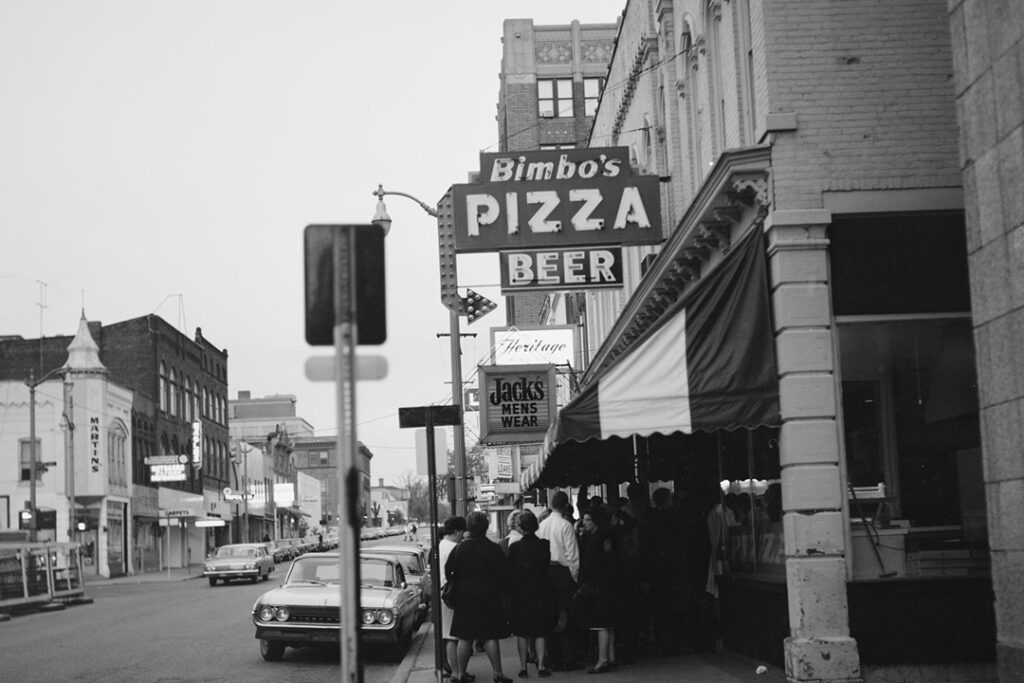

{"left": 287, "top": 558, "right": 340, "bottom": 583}
{"left": 360, "top": 558, "right": 393, "bottom": 587}
{"left": 215, "top": 546, "right": 256, "bottom": 558}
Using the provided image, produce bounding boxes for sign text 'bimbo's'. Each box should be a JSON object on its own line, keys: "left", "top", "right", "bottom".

{"left": 452, "top": 147, "right": 663, "bottom": 254}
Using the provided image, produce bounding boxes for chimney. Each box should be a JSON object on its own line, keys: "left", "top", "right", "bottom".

{"left": 238, "top": 390, "right": 251, "bottom": 400}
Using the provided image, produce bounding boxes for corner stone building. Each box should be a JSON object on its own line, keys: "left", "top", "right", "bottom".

{"left": 525, "top": 0, "right": 1022, "bottom": 681}
{"left": 0, "top": 314, "right": 231, "bottom": 569}
{"left": 950, "top": 0, "right": 1024, "bottom": 680}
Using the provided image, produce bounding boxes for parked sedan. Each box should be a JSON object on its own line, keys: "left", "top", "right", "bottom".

{"left": 270, "top": 540, "right": 294, "bottom": 563}
{"left": 205, "top": 543, "right": 275, "bottom": 586}
{"left": 252, "top": 552, "right": 421, "bottom": 662}
{"left": 367, "top": 544, "right": 433, "bottom": 618}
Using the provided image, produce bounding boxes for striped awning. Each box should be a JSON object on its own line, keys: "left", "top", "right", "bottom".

{"left": 535, "top": 228, "right": 779, "bottom": 488}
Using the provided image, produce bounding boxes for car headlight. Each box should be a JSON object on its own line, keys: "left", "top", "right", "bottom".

{"left": 257, "top": 605, "right": 290, "bottom": 622}
{"left": 204, "top": 564, "right": 214, "bottom": 571}
{"left": 361, "top": 609, "right": 376, "bottom": 625}
{"left": 245, "top": 563, "right": 255, "bottom": 570}
{"left": 376, "top": 610, "right": 395, "bottom": 626}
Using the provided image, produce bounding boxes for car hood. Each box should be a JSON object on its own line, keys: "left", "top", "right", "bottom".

{"left": 255, "top": 584, "right": 399, "bottom": 608}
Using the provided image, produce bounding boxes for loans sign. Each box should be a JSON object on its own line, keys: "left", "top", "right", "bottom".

{"left": 452, "top": 147, "right": 662, "bottom": 254}
{"left": 478, "top": 364, "right": 557, "bottom": 444}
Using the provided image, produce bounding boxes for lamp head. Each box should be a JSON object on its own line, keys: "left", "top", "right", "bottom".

{"left": 371, "top": 184, "right": 392, "bottom": 236}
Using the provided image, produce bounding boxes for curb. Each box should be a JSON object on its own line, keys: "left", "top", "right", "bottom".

{"left": 391, "top": 621, "right": 433, "bottom": 683}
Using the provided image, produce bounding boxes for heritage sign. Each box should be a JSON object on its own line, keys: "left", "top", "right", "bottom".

{"left": 451, "top": 147, "right": 662, "bottom": 253}
{"left": 478, "top": 364, "right": 557, "bottom": 444}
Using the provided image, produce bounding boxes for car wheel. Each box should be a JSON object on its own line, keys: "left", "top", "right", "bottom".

{"left": 208, "top": 577, "right": 217, "bottom": 587}
{"left": 250, "top": 575, "right": 259, "bottom": 584}
{"left": 262, "top": 570, "right": 270, "bottom": 581}
{"left": 259, "top": 639, "right": 286, "bottom": 662}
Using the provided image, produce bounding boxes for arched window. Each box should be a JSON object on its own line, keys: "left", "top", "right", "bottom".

{"left": 169, "top": 368, "right": 178, "bottom": 417}
{"left": 705, "top": 0, "right": 727, "bottom": 157}
{"left": 108, "top": 421, "right": 128, "bottom": 488}
{"left": 184, "top": 377, "right": 192, "bottom": 421}
{"left": 159, "top": 362, "right": 168, "bottom": 413}
{"left": 736, "top": 0, "right": 757, "bottom": 144}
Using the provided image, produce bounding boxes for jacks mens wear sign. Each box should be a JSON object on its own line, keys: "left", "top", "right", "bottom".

{"left": 451, "top": 147, "right": 662, "bottom": 254}
{"left": 478, "top": 364, "right": 557, "bottom": 444}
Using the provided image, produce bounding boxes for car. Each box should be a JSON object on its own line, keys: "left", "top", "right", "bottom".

{"left": 205, "top": 543, "right": 275, "bottom": 586}
{"left": 270, "top": 540, "right": 294, "bottom": 563}
{"left": 252, "top": 551, "right": 421, "bottom": 662}
{"left": 366, "top": 544, "right": 433, "bottom": 616}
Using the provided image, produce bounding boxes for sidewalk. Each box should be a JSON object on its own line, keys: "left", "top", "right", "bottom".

{"left": 393, "top": 623, "right": 787, "bottom": 683}
{"left": 83, "top": 563, "right": 206, "bottom": 586}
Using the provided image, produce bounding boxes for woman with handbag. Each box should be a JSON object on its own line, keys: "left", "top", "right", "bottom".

{"left": 439, "top": 516, "right": 469, "bottom": 681}
{"left": 576, "top": 507, "right": 619, "bottom": 674}
{"left": 445, "top": 511, "right": 513, "bottom": 683}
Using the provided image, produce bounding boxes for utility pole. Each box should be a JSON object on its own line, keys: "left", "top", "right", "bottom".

{"left": 27, "top": 370, "right": 38, "bottom": 542}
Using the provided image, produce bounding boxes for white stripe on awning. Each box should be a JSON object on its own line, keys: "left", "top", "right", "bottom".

{"left": 598, "top": 307, "right": 691, "bottom": 438}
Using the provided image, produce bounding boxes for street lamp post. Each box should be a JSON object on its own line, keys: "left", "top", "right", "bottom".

{"left": 371, "top": 185, "right": 470, "bottom": 516}
{"left": 25, "top": 366, "right": 68, "bottom": 543}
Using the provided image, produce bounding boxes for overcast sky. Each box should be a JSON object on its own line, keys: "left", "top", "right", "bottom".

{"left": 0, "top": 1, "right": 626, "bottom": 486}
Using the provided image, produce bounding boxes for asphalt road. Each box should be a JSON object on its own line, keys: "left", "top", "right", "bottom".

{"left": 0, "top": 558, "right": 405, "bottom": 683}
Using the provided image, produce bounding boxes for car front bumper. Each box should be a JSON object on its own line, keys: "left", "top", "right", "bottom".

{"left": 254, "top": 622, "right": 400, "bottom": 645}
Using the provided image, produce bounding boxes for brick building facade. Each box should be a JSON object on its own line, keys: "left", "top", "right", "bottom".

{"left": 527, "top": 0, "right": 1007, "bottom": 680}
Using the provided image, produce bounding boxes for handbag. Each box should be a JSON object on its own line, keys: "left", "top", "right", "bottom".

{"left": 441, "top": 580, "right": 456, "bottom": 609}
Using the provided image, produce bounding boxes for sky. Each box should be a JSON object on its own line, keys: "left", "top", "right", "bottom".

{"left": 0, "top": 1, "right": 626, "bottom": 487}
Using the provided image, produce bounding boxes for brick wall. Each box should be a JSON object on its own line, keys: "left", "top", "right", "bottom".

{"left": 761, "top": 0, "right": 962, "bottom": 209}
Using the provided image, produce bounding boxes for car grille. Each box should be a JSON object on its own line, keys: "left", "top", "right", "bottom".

{"left": 286, "top": 606, "right": 340, "bottom": 625}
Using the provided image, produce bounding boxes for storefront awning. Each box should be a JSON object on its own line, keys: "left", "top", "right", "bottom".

{"left": 536, "top": 227, "right": 779, "bottom": 489}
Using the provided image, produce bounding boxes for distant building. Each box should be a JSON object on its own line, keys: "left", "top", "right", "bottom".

{"left": 496, "top": 17, "right": 618, "bottom": 328}
{"left": 369, "top": 478, "right": 409, "bottom": 527}
{"left": 291, "top": 435, "right": 373, "bottom": 529}
{"left": 0, "top": 313, "right": 229, "bottom": 576}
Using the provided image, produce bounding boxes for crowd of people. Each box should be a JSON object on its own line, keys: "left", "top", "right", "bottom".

{"left": 436, "top": 483, "right": 721, "bottom": 681}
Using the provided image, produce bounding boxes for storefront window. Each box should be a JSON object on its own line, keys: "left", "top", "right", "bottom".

{"left": 838, "top": 317, "right": 981, "bottom": 528}
{"left": 717, "top": 426, "right": 782, "bottom": 578}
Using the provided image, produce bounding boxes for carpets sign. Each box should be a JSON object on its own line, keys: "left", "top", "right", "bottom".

{"left": 478, "top": 364, "right": 557, "bottom": 444}
{"left": 451, "top": 147, "right": 662, "bottom": 254}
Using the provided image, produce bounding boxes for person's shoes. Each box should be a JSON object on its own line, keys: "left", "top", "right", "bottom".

{"left": 607, "top": 661, "right": 618, "bottom": 671}
{"left": 586, "top": 663, "right": 613, "bottom": 675}
{"left": 537, "top": 669, "right": 551, "bottom": 678}
{"left": 518, "top": 669, "right": 528, "bottom": 679}
{"left": 494, "top": 675, "right": 513, "bottom": 683}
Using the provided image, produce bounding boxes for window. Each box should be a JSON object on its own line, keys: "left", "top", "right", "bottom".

{"left": 538, "top": 78, "right": 573, "bottom": 118}
{"left": 184, "top": 377, "right": 194, "bottom": 421}
{"left": 159, "top": 362, "right": 168, "bottom": 413}
{"left": 584, "top": 77, "right": 603, "bottom": 117}
{"left": 19, "top": 439, "right": 42, "bottom": 481}
{"left": 108, "top": 422, "right": 128, "bottom": 488}
{"left": 319, "top": 451, "right": 330, "bottom": 466}
{"left": 168, "top": 368, "right": 178, "bottom": 417}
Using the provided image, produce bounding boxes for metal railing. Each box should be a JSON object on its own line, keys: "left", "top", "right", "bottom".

{"left": 0, "top": 541, "right": 86, "bottom": 610}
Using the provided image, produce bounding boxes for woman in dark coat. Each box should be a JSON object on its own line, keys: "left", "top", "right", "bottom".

{"left": 576, "top": 506, "right": 618, "bottom": 674}
{"left": 507, "top": 510, "right": 555, "bottom": 678}
{"left": 445, "top": 511, "right": 513, "bottom": 683}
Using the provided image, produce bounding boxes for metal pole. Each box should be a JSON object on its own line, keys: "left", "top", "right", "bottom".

{"left": 335, "top": 227, "right": 362, "bottom": 683}
{"left": 28, "top": 371, "right": 38, "bottom": 543}
{"left": 243, "top": 447, "right": 249, "bottom": 542}
{"left": 448, "top": 311, "right": 467, "bottom": 517}
{"left": 425, "top": 411, "right": 443, "bottom": 683}
{"left": 65, "top": 381, "right": 75, "bottom": 543}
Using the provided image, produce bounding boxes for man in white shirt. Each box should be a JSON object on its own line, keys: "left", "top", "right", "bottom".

{"left": 537, "top": 490, "right": 579, "bottom": 670}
